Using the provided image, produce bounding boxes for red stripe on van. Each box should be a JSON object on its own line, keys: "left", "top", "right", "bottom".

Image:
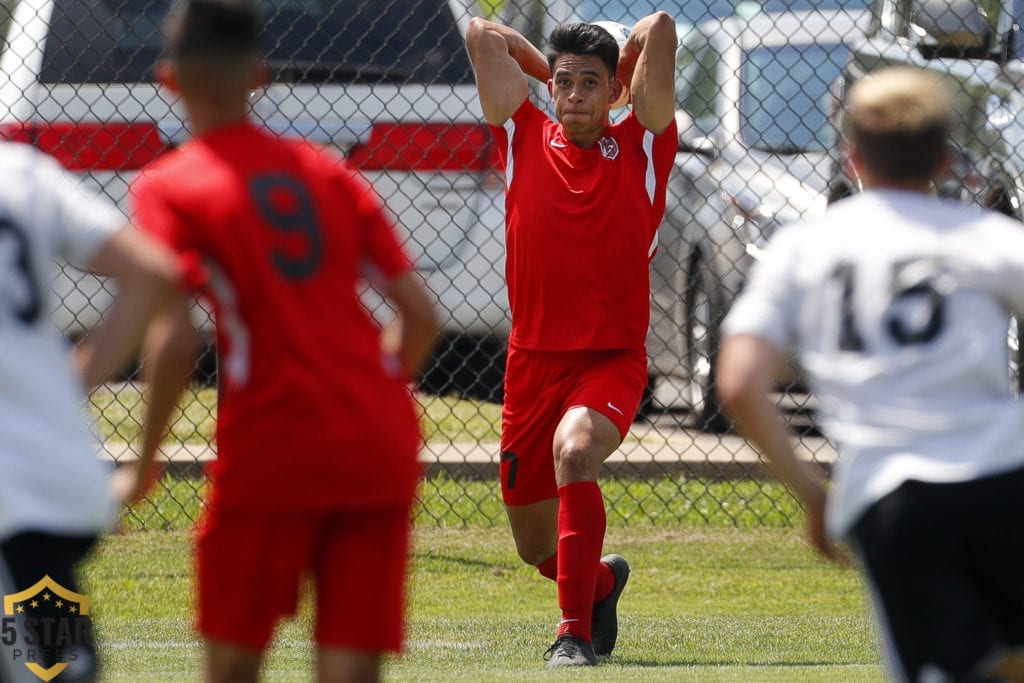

{"left": 348, "top": 123, "right": 495, "bottom": 172}
{"left": 0, "top": 122, "right": 167, "bottom": 170}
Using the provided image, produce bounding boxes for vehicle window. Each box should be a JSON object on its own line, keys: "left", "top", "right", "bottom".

{"left": 677, "top": 41, "right": 719, "bottom": 134}
{"left": 40, "top": 0, "right": 473, "bottom": 84}
{"left": 740, "top": 42, "right": 849, "bottom": 153}
{"left": 1008, "top": 0, "right": 1024, "bottom": 60}
{"left": 575, "top": 0, "right": 871, "bottom": 26}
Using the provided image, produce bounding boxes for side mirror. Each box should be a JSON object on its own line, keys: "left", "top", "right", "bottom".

{"left": 986, "top": 92, "right": 1015, "bottom": 128}
{"left": 911, "top": 0, "right": 990, "bottom": 52}
{"left": 676, "top": 110, "right": 717, "bottom": 157}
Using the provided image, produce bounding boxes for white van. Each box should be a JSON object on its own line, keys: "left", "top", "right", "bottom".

{"left": 0, "top": 0, "right": 509, "bottom": 396}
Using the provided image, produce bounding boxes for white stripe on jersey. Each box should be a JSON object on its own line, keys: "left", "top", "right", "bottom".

{"left": 648, "top": 228, "right": 659, "bottom": 257}
{"left": 205, "top": 260, "right": 251, "bottom": 388}
{"left": 503, "top": 118, "right": 516, "bottom": 190}
{"left": 643, "top": 129, "right": 658, "bottom": 256}
{"left": 642, "top": 129, "right": 656, "bottom": 205}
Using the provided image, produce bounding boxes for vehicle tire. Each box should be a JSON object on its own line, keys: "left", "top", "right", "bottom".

{"left": 194, "top": 342, "right": 218, "bottom": 386}
{"left": 1011, "top": 317, "right": 1023, "bottom": 397}
{"left": 418, "top": 333, "right": 506, "bottom": 404}
{"left": 633, "top": 374, "right": 658, "bottom": 422}
{"left": 684, "top": 252, "right": 731, "bottom": 433}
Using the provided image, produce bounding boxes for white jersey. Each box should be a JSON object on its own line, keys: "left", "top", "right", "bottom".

{"left": 724, "top": 189, "right": 1024, "bottom": 538}
{"left": 0, "top": 143, "right": 122, "bottom": 541}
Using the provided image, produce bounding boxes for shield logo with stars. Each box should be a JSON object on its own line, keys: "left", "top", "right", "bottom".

{"left": 3, "top": 575, "right": 91, "bottom": 681}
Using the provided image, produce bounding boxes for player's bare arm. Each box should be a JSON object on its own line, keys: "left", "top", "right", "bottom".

{"left": 383, "top": 271, "right": 439, "bottom": 379}
{"left": 73, "top": 226, "right": 179, "bottom": 389}
{"left": 620, "top": 11, "right": 677, "bottom": 134}
{"left": 111, "top": 292, "right": 198, "bottom": 504}
{"left": 466, "top": 18, "right": 547, "bottom": 126}
{"left": 716, "top": 334, "right": 837, "bottom": 561}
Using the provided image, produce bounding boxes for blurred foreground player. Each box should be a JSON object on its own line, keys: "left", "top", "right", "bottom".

{"left": 130, "top": 0, "right": 438, "bottom": 680}
{"left": 718, "top": 66, "right": 1024, "bottom": 682}
{"left": 0, "top": 141, "right": 175, "bottom": 682}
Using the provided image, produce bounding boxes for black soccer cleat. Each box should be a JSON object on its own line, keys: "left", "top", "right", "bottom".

{"left": 544, "top": 634, "right": 598, "bottom": 668}
{"left": 591, "top": 553, "right": 630, "bottom": 656}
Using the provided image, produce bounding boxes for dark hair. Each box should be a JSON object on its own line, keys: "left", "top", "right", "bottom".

{"left": 849, "top": 125, "right": 950, "bottom": 181}
{"left": 843, "top": 68, "right": 955, "bottom": 182}
{"left": 546, "top": 23, "right": 618, "bottom": 78}
{"left": 164, "top": 0, "right": 262, "bottom": 63}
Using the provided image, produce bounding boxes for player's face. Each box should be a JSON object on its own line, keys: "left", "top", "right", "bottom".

{"left": 548, "top": 54, "right": 614, "bottom": 146}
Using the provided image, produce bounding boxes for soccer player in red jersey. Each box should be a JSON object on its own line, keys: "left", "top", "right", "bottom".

{"left": 128, "top": 0, "right": 438, "bottom": 680}
{"left": 465, "top": 13, "right": 677, "bottom": 667}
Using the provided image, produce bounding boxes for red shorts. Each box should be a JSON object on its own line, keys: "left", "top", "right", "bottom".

{"left": 500, "top": 347, "right": 648, "bottom": 505}
{"left": 195, "top": 501, "right": 413, "bottom": 652}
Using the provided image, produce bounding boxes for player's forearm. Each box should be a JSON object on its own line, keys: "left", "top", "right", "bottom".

{"left": 717, "top": 335, "right": 828, "bottom": 510}
{"left": 136, "top": 300, "right": 197, "bottom": 491}
{"left": 77, "top": 229, "right": 179, "bottom": 388}
{"left": 624, "top": 11, "right": 675, "bottom": 55}
{"left": 468, "top": 17, "right": 549, "bottom": 82}
{"left": 620, "top": 11, "right": 676, "bottom": 76}
{"left": 76, "top": 277, "right": 172, "bottom": 389}
{"left": 394, "top": 313, "right": 439, "bottom": 380}
{"left": 725, "top": 389, "right": 835, "bottom": 560}
{"left": 384, "top": 271, "right": 439, "bottom": 379}
{"left": 621, "top": 11, "right": 677, "bottom": 133}
{"left": 729, "top": 394, "right": 828, "bottom": 509}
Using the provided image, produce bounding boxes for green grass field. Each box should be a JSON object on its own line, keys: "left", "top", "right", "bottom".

{"left": 80, "top": 484, "right": 885, "bottom": 682}
{"left": 82, "top": 389, "right": 882, "bottom": 679}
{"left": 120, "top": 475, "right": 804, "bottom": 532}
{"left": 88, "top": 386, "right": 504, "bottom": 445}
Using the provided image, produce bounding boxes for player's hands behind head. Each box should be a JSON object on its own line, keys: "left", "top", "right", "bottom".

{"left": 592, "top": 20, "right": 631, "bottom": 109}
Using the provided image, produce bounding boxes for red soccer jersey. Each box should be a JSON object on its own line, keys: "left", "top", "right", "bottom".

{"left": 489, "top": 100, "right": 677, "bottom": 351}
{"left": 132, "top": 120, "right": 422, "bottom": 512}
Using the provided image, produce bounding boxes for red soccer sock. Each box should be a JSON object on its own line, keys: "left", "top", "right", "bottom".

{"left": 537, "top": 554, "right": 558, "bottom": 581}
{"left": 538, "top": 552, "right": 615, "bottom": 604}
{"left": 555, "top": 481, "right": 607, "bottom": 641}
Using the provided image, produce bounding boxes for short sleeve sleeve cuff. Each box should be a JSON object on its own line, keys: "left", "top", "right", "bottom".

{"left": 33, "top": 152, "right": 125, "bottom": 267}
{"left": 721, "top": 295, "right": 793, "bottom": 349}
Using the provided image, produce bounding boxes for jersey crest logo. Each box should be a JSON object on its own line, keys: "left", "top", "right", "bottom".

{"left": 598, "top": 137, "right": 619, "bottom": 160}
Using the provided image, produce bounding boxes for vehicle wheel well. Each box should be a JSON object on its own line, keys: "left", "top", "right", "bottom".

{"left": 985, "top": 186, "right": 1018, "bottom": 219}
{"left": 417, "top": 333, "right": 506, "bottom": 403}
{"left": 827, "top": 182, "right": 854, "bottom": 205}
{"left": 683, "top": 248, "right": 731, "bottom": 433}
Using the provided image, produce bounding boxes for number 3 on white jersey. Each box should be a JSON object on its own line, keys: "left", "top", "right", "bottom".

{"left": 0, "top": 217, "right": 42, "bottom": 326}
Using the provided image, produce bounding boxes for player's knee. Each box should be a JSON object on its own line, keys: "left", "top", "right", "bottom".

{"left": 514, "top": 539, "right": 556, "bottom": 566}
{"left": 554, "top": 442, "right": 602, "bottom": 482}
{"left": 518, "top": 549, "right": 551, "bottom": 566}
{"left": 509, "top": 522, "right": 556, "bottom": 565}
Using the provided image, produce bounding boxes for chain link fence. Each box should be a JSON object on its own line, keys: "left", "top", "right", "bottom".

{"left": 4, "top": 0, "right": 1020, "bottom": 528}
